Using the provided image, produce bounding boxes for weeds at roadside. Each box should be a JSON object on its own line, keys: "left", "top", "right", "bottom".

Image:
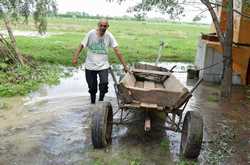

{"left": 207, "top": 95, "right": 219, "bottom": 102}
{"left": 160, "top": 138, "right": 170, "bottom": 151}
{"left": 177, "top": 159, "right": 197, "bottom": 165}
{"left": 206, "top": 124, "right": 236, "bottom": 164}
{"left": 129, "top": 159, "right": 141, "bottom": 165}
{"left": 0, "top": 63, "right": 62, "bottom": 96}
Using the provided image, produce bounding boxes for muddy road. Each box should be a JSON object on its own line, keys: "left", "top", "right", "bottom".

{"left": 0, "top": 64, "right": 249, "bottom": 165}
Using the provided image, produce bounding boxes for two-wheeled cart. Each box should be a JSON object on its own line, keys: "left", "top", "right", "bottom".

{"left": 91, "top": 63, "right": 203, "bottom": 159}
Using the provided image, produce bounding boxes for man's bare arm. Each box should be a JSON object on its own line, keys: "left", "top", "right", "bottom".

{"left": 113, "top": 47, "right": 129, "bottom": 72}
{"left": 72, "top": 44, "right": 84, "bottom": 65}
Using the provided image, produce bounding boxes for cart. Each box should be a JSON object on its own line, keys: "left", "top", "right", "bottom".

{"left": 91, "top": 63, "right": 204, "bottom": 159}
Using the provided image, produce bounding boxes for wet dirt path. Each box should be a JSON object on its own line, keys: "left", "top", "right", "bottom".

{"left": 0, "top": 64, "right": 249, "bottom": 165}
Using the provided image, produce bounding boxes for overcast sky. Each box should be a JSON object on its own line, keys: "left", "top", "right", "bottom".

{"left": 57, "top": 0, "right": 211, "bottom": 23}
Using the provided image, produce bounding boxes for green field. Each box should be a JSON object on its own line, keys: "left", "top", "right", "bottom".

{"left": 4, "top": 18, "right": 209, "bottom": 65}
{"left": 0, "top": 18, "right": 209, "bottom": 96}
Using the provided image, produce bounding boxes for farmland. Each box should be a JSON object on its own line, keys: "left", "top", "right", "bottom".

{"left": 4, "top": 17, "right": 209, "bottom": 65}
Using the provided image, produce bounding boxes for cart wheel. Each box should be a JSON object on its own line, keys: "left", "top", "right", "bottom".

{"left": 91, "top": 102, "right": 113, "bottom": 148}
{"left": 180, "top": 111, "right": 203, "bottom": 159}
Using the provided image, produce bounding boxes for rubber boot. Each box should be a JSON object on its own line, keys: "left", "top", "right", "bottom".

{"left": 90, "top": 94, "right": 96, "bottom": 104}
{"left": 99, "top": 93, "right": 105, "bottom": 101}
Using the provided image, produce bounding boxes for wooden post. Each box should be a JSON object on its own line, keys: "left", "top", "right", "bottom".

{"left": 221, "top": 0, "right": 233, "bottom": 98}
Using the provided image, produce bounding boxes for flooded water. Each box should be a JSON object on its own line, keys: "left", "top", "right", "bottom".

{"left": 0, "top": 63, "right": 249, "bottom": 165}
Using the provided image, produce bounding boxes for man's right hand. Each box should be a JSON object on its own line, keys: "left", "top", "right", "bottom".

{"left": 72, "top": 44, "right": 83, "bottom": 65}
{"left": 124, "top": 66, "right": 132, "bottom": 74}
{"left": 72, "top": 57, "right": 78, "bottom": 65}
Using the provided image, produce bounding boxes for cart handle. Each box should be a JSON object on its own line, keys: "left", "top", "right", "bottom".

{"left": 190, "top": 78, "right": 203, "bottom": 94}
{"left": 169, "top": 65, "right": 177, "bottom": 72}
{"left": 155, "top": 41, "right": 165, "bottom": 66}
{"left": 109, "top": 67, "right": 118, "bottom": 85}
{"left": 160, "top": 65, "right": 176, "bottom": 82}
{"left": 109, "top": 67, "right": 121, "bottom": 108}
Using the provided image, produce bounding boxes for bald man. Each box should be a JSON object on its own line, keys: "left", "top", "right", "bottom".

{"left": 72, "top": 19, "right": 128, "bottom": 104}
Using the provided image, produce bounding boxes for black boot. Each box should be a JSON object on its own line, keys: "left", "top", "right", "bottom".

{"left": 90, "top": 94, "right": 96, "bottom": 104}
{"left": 99, "top": 93, "right": 105, "bottom": 101}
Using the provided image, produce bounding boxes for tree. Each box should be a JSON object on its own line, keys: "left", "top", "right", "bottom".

{"left": 120, "top": 0, "right": 185, "bottom": 20}
{"left": 0, "top": 0, "right": 57, "bottom": 65}
{"left": 109, "top": 0, "right": 250, "bottom": 98}
{"left": 200, "top": 0, "right": 233, "bottom": 98}
{"left": 192, "top": 15, "right": 205, "bottom": 22}
{"left": 134, "top": 12, "right": 146, "bottom": 21}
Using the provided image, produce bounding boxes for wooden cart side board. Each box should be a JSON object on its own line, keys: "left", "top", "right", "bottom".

{"left": 117, "top": 84, "right": 134, "bottom": 103}
{"left": 133, "top": 63, "right": 169, "bottom": 72}
{"left": 122, "top": 102, "right": 164, "bottom": 111}
{"left": 126, "top": 86, "right": 174, "bottom": 92}
{"left": 132, "top": 68, "right": 171, "bottom": 76}
{"left": 118, "top": 68, "right": 190, "bottom": 108}
{"left": 119, "top": 83, "right": 189, "bottom": 107}
{"left": 133, "top": 73, "right": 166, "bottom": 83}
{"left": 120, "top": 72, "right": 136, "bottom": 87}
{"left": 163, "top": 75, "right": 189, "bottom": 93}
{"left": 125, "top": 77, "right": 188, "bottom": 94}
{"left": 130, "top": 88, "right": 188, "bottom": 107}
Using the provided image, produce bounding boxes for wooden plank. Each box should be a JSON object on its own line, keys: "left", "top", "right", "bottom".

{"left": 132, "top": 68, "right": 171, "bottom": 76}
{"left": 133, "top": 63, "right": 169, "bottom": 72}
{"left": 155, "top": 82, "right": 164, "bottom": 89}
{"left": 135, "top": 81, "right": 144, "bottom": 88}
{"left": 122, "top": 103, "right": 164, "bottom": 111}
{"left": 119, "top": 71, "right": 190, "bottom": 107}
{"left": 129, "top": 88, "right": 185, "bottom": 107}
{"left": 117, "top": 84, "right": 134, "bottom": 103}
{"left": 136, "top": 80, "right": 164, "bottom": 89}
{"left": 163, "top": 75, "right": 188, "bottom": 93}
{"left": 140, "top": 102, "right": 158, "bottom": 108}
{"left": 133, "top": 73, "right": 162, "bottom": 83}
{"left": 143, "top": 81, "right": 155, "bottom": 89}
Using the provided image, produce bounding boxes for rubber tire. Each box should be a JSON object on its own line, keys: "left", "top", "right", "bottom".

{"left": 180, "top": 111, "right": 203, "bottom": 159}
{"left": 91, "top": 102, "right": 113, "bottom": 148}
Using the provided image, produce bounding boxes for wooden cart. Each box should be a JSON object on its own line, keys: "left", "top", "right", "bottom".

{"left": 91, "top": 63, "right": 204, "bottom": 159}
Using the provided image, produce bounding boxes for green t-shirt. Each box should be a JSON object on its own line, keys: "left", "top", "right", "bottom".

{"left": 81, "top": 29, "right": 118, "bottom": 70}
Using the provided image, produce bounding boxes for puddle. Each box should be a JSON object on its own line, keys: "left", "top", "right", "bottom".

{"left": 0, "top": 62, "right": 249, "bottom": 165}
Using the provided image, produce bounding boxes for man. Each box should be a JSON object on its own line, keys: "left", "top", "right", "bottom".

{"left": 72, "top": 19, "right": 128, "bottom": 104}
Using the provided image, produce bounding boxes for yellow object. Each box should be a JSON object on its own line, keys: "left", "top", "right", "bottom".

{"left": 207, "top": 0, "right": 250, "bottom": 85}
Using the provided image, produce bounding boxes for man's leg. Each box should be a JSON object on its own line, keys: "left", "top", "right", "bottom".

{"left": 85, "top": 69, "right": 98, "bottom": 104}
{"left": 98, "top": 69, "right": 109, "bottom": 101}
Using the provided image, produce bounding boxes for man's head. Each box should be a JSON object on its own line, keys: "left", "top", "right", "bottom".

{"left": 97, "top": 19, "right": 109, "bottom": 36}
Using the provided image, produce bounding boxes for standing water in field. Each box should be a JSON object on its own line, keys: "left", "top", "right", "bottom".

{"left": 0, "top": 63, "right": 249, "bottom": 165}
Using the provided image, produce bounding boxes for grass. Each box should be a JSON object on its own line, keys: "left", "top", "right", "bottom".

{"left": 0, "top": 63, "right": 62, "bottom": 96}
{"left": 2, "top": 17, "right": 209, "bottom": 65}
{"left": 207, "top": 95, "right": 219, "bottom": 102}
{"left": 129, "top": 159, "right": 141, "bottom": 165}
{"left": 160, "top": 138, "right": 170, "bottom": 151}
{"left": 177, "top": 159, "right": 197, "bottom": 165}
{"left": 0, "top": 17, "right": 209, "bottom": 96}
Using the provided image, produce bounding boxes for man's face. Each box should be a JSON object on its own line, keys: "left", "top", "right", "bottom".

{"left": 98, "top": 21, "right": 109, "bottom": 34}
